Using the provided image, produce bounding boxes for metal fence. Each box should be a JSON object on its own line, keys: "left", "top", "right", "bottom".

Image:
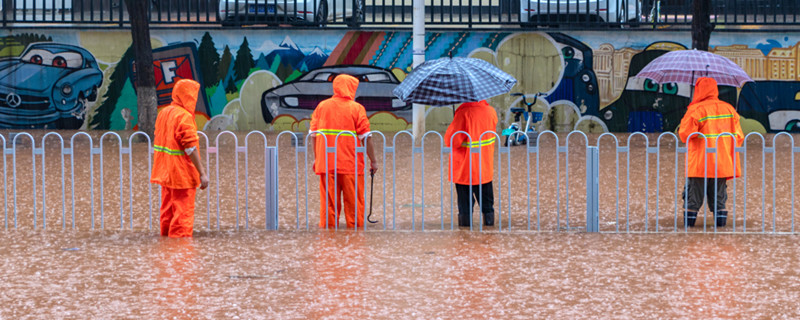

{"left": 2, "top": 0, "right": 799, "bottom": 28}
{"left": 1, "top": 130, "right": 798, "bottom": 234}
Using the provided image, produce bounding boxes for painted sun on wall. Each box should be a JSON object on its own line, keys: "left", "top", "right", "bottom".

{"left": 0, "top": 30, "right": 799, "bottom": 133}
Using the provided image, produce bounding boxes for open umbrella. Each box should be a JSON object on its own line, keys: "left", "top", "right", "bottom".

{"left": 393, "top": 57, "right": 517, "bottom": 106}
{"left": 636, "top": 49, "right": 754, "bottom": 88}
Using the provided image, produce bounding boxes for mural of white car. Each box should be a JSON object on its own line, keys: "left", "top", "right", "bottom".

{"left": 261, "top": 65, "right": 411, "bottom": 124}
{"left": 218, "top": 0, "right": 363, "bottom": 26}
{"left": 520, "top": 0, "right": 642, "bottom": 26}
{"left": 0, "top": 42, "right": 103, "bottom": 129}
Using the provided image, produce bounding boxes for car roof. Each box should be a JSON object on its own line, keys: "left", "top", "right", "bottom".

{"left": 301, "top": 65, "right": 395, "bottom": 80}
{"left": 25, "top": 42, "right": 96, "bottom": 61}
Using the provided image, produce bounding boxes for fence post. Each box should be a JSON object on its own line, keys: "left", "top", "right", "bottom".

{"left": 586, "top": 146, "right": 599, "bottom": 233}
{"left": 265, "top": 146, "right": 279, "bottom": 230}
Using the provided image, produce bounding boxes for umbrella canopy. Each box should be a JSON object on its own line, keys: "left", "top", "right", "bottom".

{"left": 393, "top": 57, "right": 517, "bottom": 106}
{"left": 636, "top": 49, "right": 754, "bottom": 88}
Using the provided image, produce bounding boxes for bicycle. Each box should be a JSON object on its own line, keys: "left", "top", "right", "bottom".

{"left": 501, "top": 92, "right": 547, "bottom": 147}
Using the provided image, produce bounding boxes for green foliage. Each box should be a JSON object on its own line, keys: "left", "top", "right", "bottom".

{"left": 90, "top": 46, "right": 135, "bottom": 130}
{"left": 198, "top": 32, "right": 221, "bottom": 87}
{"left": 218, "top": 45, "right": 233, "bottom": 83}
{"left": 225, "top": 76, "right": 239, "bottom": 94}
{"left": 233, "top": 37, "right": 254, "bottom": 81}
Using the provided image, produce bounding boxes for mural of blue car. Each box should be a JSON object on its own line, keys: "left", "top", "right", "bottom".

{"left": 0, "top": 42, "right": 103, "bottom": 129}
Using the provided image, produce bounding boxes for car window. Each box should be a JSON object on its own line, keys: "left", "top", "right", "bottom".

{"left": 359, "top": 73, "right": 392, "bottom": 83}
{"left": 312, "top": 72, "right": 335, "bottom": 82}
{"left": 21, "top": 49, "right": 83, "bottom": 69}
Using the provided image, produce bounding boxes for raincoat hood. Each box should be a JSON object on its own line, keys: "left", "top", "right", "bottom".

{"left": 691, "top": 77, "right": 719, "bottom": 104}
{"left": 172, "top": 79, "right": 200, "bottom": 115}
{"left": 332, "top": 74, "right": 359, "bottom": 100}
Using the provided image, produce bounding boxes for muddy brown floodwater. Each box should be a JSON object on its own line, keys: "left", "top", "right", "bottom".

{"left": 2, "top": 231, "right": 800, "bottom": 318}
{"left": 3, "top": 131, "right": 800, "bottom": 318}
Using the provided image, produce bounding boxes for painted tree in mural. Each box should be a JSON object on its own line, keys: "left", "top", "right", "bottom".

{"left": 198, "top": 32, "right": 221, "bottom": 87}
{"left": 90, "top": 47, "right": 134, "bottom": 129}
{"left": 218, "top": 45, "right": 233, "bottom": 83}
{"left": 233, "top": 37, "right": 255, "bottom": 82}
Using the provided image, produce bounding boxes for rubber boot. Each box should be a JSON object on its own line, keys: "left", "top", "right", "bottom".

{"left": 715, "top": 210, "right": 728, "bottom": 227}
{"left": 458, "top": 213, "right": 471, "bottom": 227}
{"left": 684, "top": 211, "right": 697, "bottom": 227}
{"left": 483, "top": 211, "right": 495, "bottom": 227}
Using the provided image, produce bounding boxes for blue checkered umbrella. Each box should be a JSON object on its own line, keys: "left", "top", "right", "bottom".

{"left": 392, "top": 57, "right": 517, "bottom": 106}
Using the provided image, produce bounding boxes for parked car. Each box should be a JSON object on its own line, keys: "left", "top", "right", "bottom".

{"left": 0, "top": 43, "right": 103, "bottom": 129}
{"left": 261, "top": 65, "right": 411, "bottom": 124}
{"left": 217, "top": 0, "right": 363, "bottom": 26}
{"left": 520, "top": 0, "right": 642, "bottom": 26}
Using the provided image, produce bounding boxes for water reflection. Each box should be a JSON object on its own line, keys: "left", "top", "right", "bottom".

{"left": 309, "top": 232, "right": 368, "bottom": 319}
{"left": 152, "top": 238, "right": 198, "bottom": 319}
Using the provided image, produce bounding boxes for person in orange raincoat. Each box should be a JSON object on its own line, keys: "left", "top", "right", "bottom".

{"left": 151, "top": 79, "right": 209, "bottom": 238}
{"left": 445, "top": 100, "right": 498, "bottom": 227}
{"left": 310, "top": 74, "right": 379, "bottom": 229}
{"left": 678, "top": 77, "right": 743, "bottom": 228}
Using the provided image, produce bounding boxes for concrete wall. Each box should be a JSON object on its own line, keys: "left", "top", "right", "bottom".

{"left": 0, "top": 28, "right": 798, "bottom": 133}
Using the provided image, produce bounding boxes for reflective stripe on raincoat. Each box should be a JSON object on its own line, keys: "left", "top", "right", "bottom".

{"left": 150, "top": 79, "right": 202, "bottom": 189}
{"left": 309, "top": 74, "right": 371, "bottom": 175}
{"left": 445, "top": 100, "right": 498, "bottom": 185}
{"left": 678, "top": 77, "right": 744, "bottom": 179}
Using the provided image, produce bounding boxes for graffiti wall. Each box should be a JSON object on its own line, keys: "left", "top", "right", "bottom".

{"left": 0, "top": 29, "right": 799, "bottom": 133}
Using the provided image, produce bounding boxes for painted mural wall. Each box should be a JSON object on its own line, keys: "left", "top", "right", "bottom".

{"left": 0, "top": 29, "right": 798, "bottom": 134}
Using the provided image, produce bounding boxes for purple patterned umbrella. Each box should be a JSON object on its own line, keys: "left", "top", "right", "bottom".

{"left": 636, "top": 49, "right": 754, "bottom": 87}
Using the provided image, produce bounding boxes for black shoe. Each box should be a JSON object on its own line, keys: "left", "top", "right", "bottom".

{"left": 483, "top": 212, "right": 494, "bottom": 226}
{"left": 716, "top": 211, "right": 728, "bottom": 227}
{"left": 684, "top": 211, "right": 697, "bottom": 227}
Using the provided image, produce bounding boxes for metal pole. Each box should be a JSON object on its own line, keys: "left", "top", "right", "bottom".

{"left": 411, "top": 0, "right": 425, "bottom": 138}
{"left": 586, "top": 146, "right": 599, "bottom": 232}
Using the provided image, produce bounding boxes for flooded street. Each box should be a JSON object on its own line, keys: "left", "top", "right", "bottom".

{"left": 2, "top": 230, "right": 800, "bottom": 318}
{"left": 3, "top": 131, "right": 800, "bottom": 318}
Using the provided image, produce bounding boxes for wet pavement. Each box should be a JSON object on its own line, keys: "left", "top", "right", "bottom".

{"left": 2, "top": 230, "right": 800, "bottom": 318}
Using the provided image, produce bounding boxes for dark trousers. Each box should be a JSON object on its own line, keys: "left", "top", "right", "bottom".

{"left": 683, "top": 177, "right": 728, "bottom": 212}
{"left": 455, "top": 182, "right": 494, "bottom": 226}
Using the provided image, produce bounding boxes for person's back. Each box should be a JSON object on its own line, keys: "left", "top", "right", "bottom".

{"left": 310, "top": 74, "right": 370, "bottom": 175}
{"left": 678, "top": 77, "right": 743, "bottom": 228}
{"left": 151, "top": 79, "right": 209, "bottom": 237}
{"left": 678, "top": 77, "right": 743, "bottom": 179}
{"left": 310, "top": 74, "right": 379, "bottom": 229}
{"left": 445, "top": 100, "right": 499, "bottom": 227}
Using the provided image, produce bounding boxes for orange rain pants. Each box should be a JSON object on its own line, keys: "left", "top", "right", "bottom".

{"left": 319, "top": 173, "right": 365, "bottom": 229}
{"left": 160, "top": 187, "right": 196, "bottom": 238}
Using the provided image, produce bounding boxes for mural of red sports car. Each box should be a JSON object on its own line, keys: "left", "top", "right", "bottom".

{"left": 0, "top": 42, "right": 103, "bottom": 129}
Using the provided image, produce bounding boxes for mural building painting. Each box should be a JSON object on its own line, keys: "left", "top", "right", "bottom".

{"left": 0, "top": 29, "right": 799, "bottom": 134}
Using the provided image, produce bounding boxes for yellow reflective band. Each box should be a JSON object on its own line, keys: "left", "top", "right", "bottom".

{"left": 318, "top": 129, "right": 356, "bottom": 137}
{"left": 698, "top": 114, "right": 733, "bottom": 122}
{"left": 462, "top": 137, "right": 497, "bottom": 148}
{"left": 702, "top": 133, "right": 735, "bottom": 138}
{"left": 153, "top": 145, "right": 184, "bottom": 156}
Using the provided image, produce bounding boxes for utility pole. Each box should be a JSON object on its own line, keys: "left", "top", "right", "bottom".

{"left": 692, "top": 0, "right": 713, "bottom": 51}
{"left": 126, "top": 0, "right": 158, "bottom": 137}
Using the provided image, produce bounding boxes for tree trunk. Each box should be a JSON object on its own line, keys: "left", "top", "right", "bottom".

{"left": 125, "top": 0, "right": 158, "bottom": 137}
{"left": 692, "top": 0, "right": 714, "bottom": 51}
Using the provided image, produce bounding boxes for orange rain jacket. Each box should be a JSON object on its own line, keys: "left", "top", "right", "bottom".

{"left": 679, "top": 77, "right": 744, "bottom": 179}
{"left": 150, "top": 79, "right": 202, "bottom": 189}
{"left": 445, "top": 100, "right": 498, "bottom": 185}
{"left": 309, "top": 74, "right": 371, "bottom": 175}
